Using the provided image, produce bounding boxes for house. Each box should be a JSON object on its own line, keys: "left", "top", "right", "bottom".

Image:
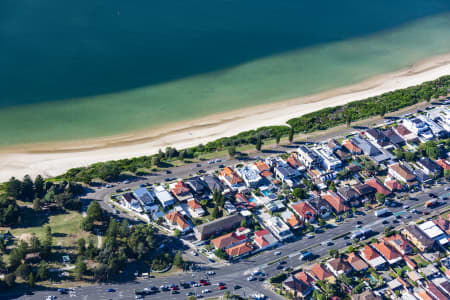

{"left": 419, "top": 264, "right": 440, "bottom": 278}
{"left": 406, "top": 270, "right": 423, "bottom": 283}
{"left": 352, "top": 183, "right": 376, "bottom": 199}
{"left": 236, "top": 165, "right": 262, "bottom": 188}
{"left": 202, "top": 174, "right": 225, "bottom": 194}
{"left": 403, "top": 118, "right": 434, "bottom": 141}
{"left": 343, "top": 139, "right": 362, "bottom": 154}
{"left": 171, "top": 181, "right": 194, "bottom": 202}
{"left": 154, "top": 185, "right": 176, "bottom": 208}
{"left": 436, "top": 159, "right": 450, "bottom": 171}
{"left": 365, "top": 128, "right": 392, "bottom": 149}
{"left": 360, "top": 245, "right": 387, "bottom": 270}
{"left": 309, "top": 263, "right": 336, "bottom": 283}
{"left": 327, "top": 139, "right": 342, "bottom": 153}
{"left": 121, "top": 192, "right": 143, "bottom": 213}
{"left": 337, "top": 186, "right": 359, "bottom": 205}
{"left": 402, "top": 225, "right": 435, "bottom": 252}
{"left": 211, "top": 232, "right": 246, "bottom": 250}
{"left": 383, "top": 129, "right": 405, "bottom": 147}
{"left": 313, "top": 145, "right": 342, "bottom": 171}
{"left": 388, "top": 163, "right": 418, "bottom": 187}
{"left": 286, "top": 153, "right": 306, "bottom": 171}
{"left": 297, "top": 145, "right": 320, "bottom": 168}
{"left": 417, "top": 157, "right": 442, "bottom": 177}
{"left": 194, "top": 214, "right": 243, "bottom": 240}
{"left": 253, "top": 229, "right": 279, "bottom": 250}
{"left": 335, "top": 149, "right": 350, "bottom": 160}
{"left": 186, "top": 176, "right": 206, "bottom": 195}
{"left": 307, "top": 168, "right": 336, "bottom": 184}
{"left": 295, "top": 272, "right": 315, "bottom": 285}
{"left": 254, "top": 160, "right": 274, "bottom": 177}
{"left": 372, "top": 241, "right": 402, "bottom": 265}
{"left": 225, "top": 242, "right": 253, "bottom": 258}
{"left": 326, "top": 257, "right": 352, "bottom": 277}
{"left": 351, "top": 135, "right": 391, "bottom": 163}
{"left": 365, "top": 178, "right": 391, "bottom": 196}
{"left": 393, "top": 124, "right": 416, "bottom": 141}
{"left": 133, "top": 188, "right": 155, "bottom": 206}
{"left": 165, "top": 211, "right": 192, "bottom": 233}
{"left": 384, "top": 234, "right": 414, "bottom": 255}
{"left": 265, "top": 216, "right": 294, "bottom": 241}
{"left": 282, "top": 275, "right": 314, "bottom": 299}
{"left": 322, "top": 191, "right": 349, "bottom": 214}
{"left": 414, "top": 289, "right": 435, "bottom": 300}
{"left": 384, "top": 178, "right": 403, "bottom": 192}
{"left": 418, "top": 221, "right": 448, "bottom": 246}
{"left": 413, "top": 169, "right": 432, "bottom": 184}
{"left": 346, "top": 253, "right": 368, "bottom": 272}
{"left": 307, "top": 195, "right": 333, "bottom": 219}
{"left": 388, "top": 278, "right": 408, "bottom": 292}
{"left": 220, "top": 167, "right": 243, "bottom": 190}
{"left": 281, "top": 209, "right": 302, "bottom": 229}
{"left": 426, "top": 281, "right": 448, "bottom": 300}
{"left": 224, "top": 201, "right": 237, "bottom": 214}
{"left": 274, "top": 164, "right": 301, "bottom": 187}
{"left": 291, "top": 201, "right": 317, "bottom": 222}
{"left": 352, "top": 290, "right": 382, "bottom": 300}
{"left": 187, "top": 199, "right": 205, "bottom": 217}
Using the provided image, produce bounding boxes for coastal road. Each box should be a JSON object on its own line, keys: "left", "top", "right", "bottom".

{"left": 14, "top": 183, "right": 449, "bottom": 300}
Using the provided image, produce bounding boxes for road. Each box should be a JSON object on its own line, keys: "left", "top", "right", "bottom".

{"left": 14, "top": 183, "right": 449, "bottom": 300}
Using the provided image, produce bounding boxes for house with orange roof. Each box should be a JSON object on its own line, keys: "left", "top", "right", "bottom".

{"left": 388, "top": 163, "right": 418, "bottom": 188}
{"left": 346, "top": 252, "right": 368, "bottom": 272}
{"left": 365, "top": 178, "right": 391, "bottom": 196}
{"left": 436, "top": 158, "right": 450, "bottom": 171}
{"left": 360, "top": 245, "right": 386, "bottom": 270}
{"left": 322, "top": 191, "right": 349, "bottom": 214}
{"left": 286, "top": 153, "right": 306, "bottom": 171}
{"left": 219, "top": 167, "right": 243, "bottom": 190}
{"left": 343, "top": 139, "right": 362, "bottom": 154}
{"left": 290, "top": 201, "right": 317, "bottom": 222}
{"left": 384, "top": 178, "right": 403, "bottom": 192}
{"left": 164, "top": 211, "right": 192, "bottom": 233}
{"left": 253, "top": 228, "right": 279, "bottom": 250}
{"left": 433, "top": 216, "right": 450, "bottom": 235}
{"left": 254, "top": 160, "right": 271, "bottom": 173}
{"left": 372, "top": 241, "right": 402, "bottom": 265}
{"left": 211, "top": 232, "right": 246, "bottom": 250}
{"left": 187, "top": 199, "right": 205, "bottom": 217}
{"left": 294, "top": 271, "right": 315, "bottom": 285}
{"left": 414, "top": 289, "right": 435, "bottom": 300}
{"left": 309, "top": 263, "right": 335, "bottom": 283}
{"left": 170, "top": 181, "right": 193, "bottom": 201}
{"left": 225, "top": 242, "right": 253, "bottom": 258}
{"left": 326, "top": 257, "right": 352, "bottom": 277}
{"left": 281, "top": 209, "right": 303, "bottom": 229}
{"left": 383, "top": 233, "right": 414, "bottom": 255}
{"left": 282, "top": 275, "right": 314, "bottom": 299}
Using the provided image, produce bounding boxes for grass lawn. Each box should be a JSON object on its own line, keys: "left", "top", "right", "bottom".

{"left": 411, "top": 255, "right": 429, "bottom": 268}
{"left": 9, "top": 210, "right": 93, "bottom": 249}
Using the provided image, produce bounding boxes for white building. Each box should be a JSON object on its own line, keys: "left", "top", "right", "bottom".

{"left": 121, "top": 193, "right": 143, "bottom": 213}
{"left": 418, "top": 221, "right": 448, "bottom": 246}
{"left": 418, "top": 115, "right": 446, "bottom": 138}
{"left": 312, "top": 146, "right": 342, "bottom": 171}
{"left": 297, "top": 146, "right": 320, "bottom": 168}
{"left": 236, "top": 165, "right": 262, "bottom": 188}
{"left": 265, "top": 216, "right": 294, "bottom": 241}
{"left": 154, "top": 185, "right": 176, "bottom": 208}
{"left": 403, "top": 118, "right": 434, "bottom": 141}
{"left": 133, "top": 188, "right": 155, "bottom": 206}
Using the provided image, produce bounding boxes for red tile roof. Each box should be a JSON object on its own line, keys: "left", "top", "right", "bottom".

{"left": 254, "top": 161, "right": 270, "bottom": 172}
{"left": 365, "top": 178, "right": 391, "bottom": 196}
{"left": 188, "top": 199, "right": 202, "bottom": 209}
{"left": 322, "top": 192, "right": 349, "bottom": 213}
{"left": 346, "top": 253, "right": 368, "bottom": 271}
{"left": 287, "top": 154, "right": 304, "bottom": 169}
{"left": 361, "top": 245, "right": 380, "bottom": 260}
{"left": 165, "top": 211, "right": 191, "bottom": 230}
{"left": 436, "top": 159, "right": 450, "bottom": 171}
{"left": 343, "top": 140, "right": 362, "bottom": 154}
{"left": 291, "top": 202, "right": 317, "bottom": 220}
{"left": 384, "top": 179, "right": 402, "bottom": 191}
{"left": 295, "top": 272, "right": 315, "bottom": 285}
{"left": 220, "top": 167, "right": 243, "bottom": 184}
{"left": 310, "top": 263, "right": 334, "bottom": 281}
{"left": 383, "top": 234, "right": 414, "bottom": 255}
{"left": 172, "top": 181, "right": 191, "bottom": 196}
{"left": 403, "top": 256, "right": 417, "bottom": 270}
{"left": 395, "top": 125, "right": 412, "bottom": 137}
{"left": 373, "top": 241, "right": 401, "bottom": 262}
{"left": 212, "top": 232, "right": 245, "bottom": 249}
{"left": 225, "top": 242, "right": 253, "bottom": 257}
{"left": 433, "top": 217, "right": 450, "bottom": 234}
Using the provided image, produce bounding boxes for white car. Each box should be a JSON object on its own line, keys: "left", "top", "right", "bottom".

{"left": 403, "top": 205, "right": 409, "bottom": 209}
{"left": 202, "top": 289, "right": 210, "bottom": 294}
{"left": 274, "top": 251, "right": 281, "bottom": 256}
{"left": 207, "top": 271, "right": 215, "bottom": 275}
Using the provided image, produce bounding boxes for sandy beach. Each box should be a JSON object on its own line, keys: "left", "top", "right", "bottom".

{"left": 1, "top": 53, "right": 449, "bottom": 182}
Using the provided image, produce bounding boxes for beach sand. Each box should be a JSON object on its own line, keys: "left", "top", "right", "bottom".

{"left": 1, "top": 53, "right": 449, "bottom": 182}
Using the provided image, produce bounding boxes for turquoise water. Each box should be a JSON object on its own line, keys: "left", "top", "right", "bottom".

{"left": 1, "top": 1, "right": 450, "bottom": 145}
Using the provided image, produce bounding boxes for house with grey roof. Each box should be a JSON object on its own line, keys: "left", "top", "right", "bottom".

{"left": 417, "top": 157, "right": 442, "bottom": 177}
{"left": 202, "top": 174, "right": 225, "bottom": 194}
{"left": 133, "top": 187, "right": 155, "bottom": 206}
{"left": 351, "top": 135, "right": 391, "bottom": 163}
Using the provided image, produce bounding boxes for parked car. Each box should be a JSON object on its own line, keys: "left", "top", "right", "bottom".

{"left": 107, "top": 288, "right": 115, "bottom": 292}
{"left": 207, "top": 271, "right": 215, "bottom": 275}
{"left": 247, "top": 276, "right": 256, "bottom": 281}
{"left": 219, "top": 285, "right": 226, "bottom": 290}
{"left": 274, "top": 251, "right": 281, "bottom": 255}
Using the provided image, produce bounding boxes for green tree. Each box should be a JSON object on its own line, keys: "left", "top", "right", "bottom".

{"left": 86, "top": 200, "right": 103, "bottom": 221}
{"left": 6, "top": 177, "right": 22, "bottom": 199}
{"left": 173, "top": 251, "right": 184, "bottom": 268}
{"left": 152, "top": 156, "right": 160, "bottom": 167}
{"left": 227, "top": 146, "right": 236, "bottom": 157}
{"left": 329, "top": 249, "right": 339, "bottom": 258}
{"left": 375, "top": 192, "right": 385, "bottom": 204}
{"left": 445, "top": 169, "right": 450, "bottom": 180}
{"left": 211, "top": 206, "right": 219, "bottom": 219}
{"left": 288, "top": 127, "right": 294, "bottom": 143}
{"left": 34, "top": 175, "right": 45, "bottom": 198}
{"left": 256, "top": 135, "right": 262, "bottom": 151}
{"left": 293, "top": 187, "right": 307, "bottom": 199}
{"left": 16, "top": 263, "right": 31, "bottom": 280}
{"left": 74, "top": 256, "right": 87, "bottom": 280}
{"left": 379, "top": 105, "right": 386, "bottom": 117}
{"left": 77, "top": 238, "right": 86, "bottom": 256}
{"left": 32, "top": 198, "right": 42, "bottom": 211}
{"left": 28, "top": 272, "right": 35, "bottom": 287}
{"left": 21, "top": 175, "right": 34, "bottom": 202}
{"left": 4, "top": 273, "right": 16, "bottom": 287}
{"left": 276, "top": 133, "right": 281, "bottom": 145}
{"left": 345, "top": 111, "right": 353, "bottom": 127}
{"left": 173, "top": 229, "right": 181, "bottom": 237}
{"left": 36, "top": 262, "right": 49, "bottom": 281}
{"left": 214, "top": 248, "right": 229, "bottom": 260}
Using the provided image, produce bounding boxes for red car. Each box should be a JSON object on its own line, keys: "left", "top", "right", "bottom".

{"left": 218, "top": 286, "right": 226, "bottom": 290}
{"left": 201, "top": 282, "right": 210, "bottom": 286}
{"left": 199, "top": 279, "right": 206, "bottom": 283}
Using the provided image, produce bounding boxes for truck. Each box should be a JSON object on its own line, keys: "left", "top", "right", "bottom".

{"left": 425, "top": 199, "right": 438, "bottom": 208}
{"left": 299, "top": 251, "right": 313, "bottom": 261}
{"left": 351, "top": 228, "right": 373, "bottom": 240}
{"left": 375, "top": 208, "right": 389, "bottom": 217}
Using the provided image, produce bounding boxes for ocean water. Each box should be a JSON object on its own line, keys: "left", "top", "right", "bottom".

{"left": 1, "top": 0, "right": 450, "bottom": 146}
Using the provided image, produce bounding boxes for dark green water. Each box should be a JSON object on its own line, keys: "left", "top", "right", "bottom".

{"left": 1, "top": 0, "right": 450, "bottom": 145}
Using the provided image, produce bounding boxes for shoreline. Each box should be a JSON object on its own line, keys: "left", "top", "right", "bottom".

{"left": 1, "top": 52, "right": 449, "bottom": 181}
